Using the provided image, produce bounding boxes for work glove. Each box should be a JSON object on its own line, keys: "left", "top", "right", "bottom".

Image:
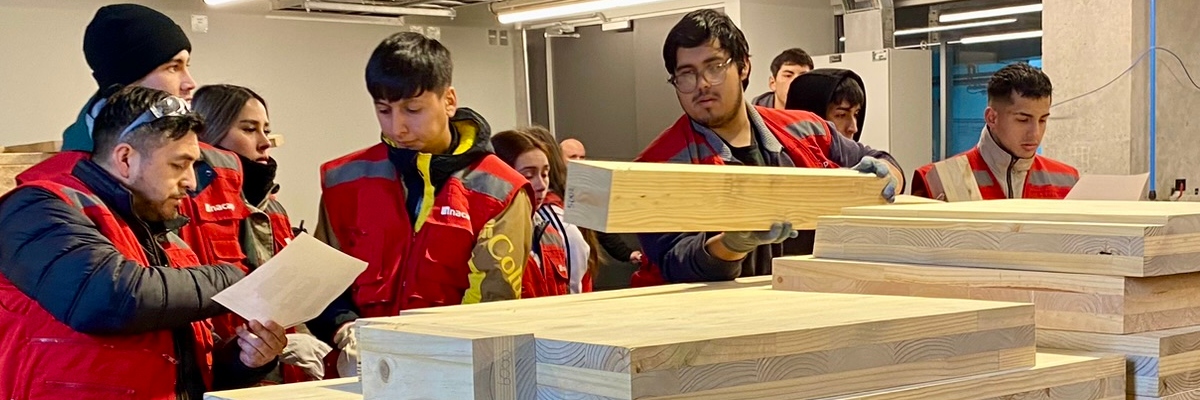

{"left": 851, "top": 156, "right": 898, "bottom": 203}
{"left": 281, "top": 333, "right": 333, "bottom": 380}
{"left": 721, "top": 222, "right": 799, "bottom": 253}
{"left": 334, "top": 323, "right": 359, "bottom": 378}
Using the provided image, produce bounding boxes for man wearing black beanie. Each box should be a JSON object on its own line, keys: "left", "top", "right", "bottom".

{"left": 62, "top": 3, "right": 196, "bottom": 152}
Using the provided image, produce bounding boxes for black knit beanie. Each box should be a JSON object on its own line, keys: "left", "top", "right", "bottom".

{"left": 84, "top": 4, "right": 192, "bottom": 91}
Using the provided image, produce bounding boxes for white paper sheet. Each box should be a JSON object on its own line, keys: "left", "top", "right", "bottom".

{"left": 1065, "top": 173, "right": 1150, "bottom": 201}
{"left": 213, "top": 233, "right": 367, "bottom": 329}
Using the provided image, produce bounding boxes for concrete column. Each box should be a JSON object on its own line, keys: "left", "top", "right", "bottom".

{"left": 1154, "top": 0, "right": 1200, "bottom": 195}
{"left": 1041, "top": 0, "right": 1149, "bottom": 176}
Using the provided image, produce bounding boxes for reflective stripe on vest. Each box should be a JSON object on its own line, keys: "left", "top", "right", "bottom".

{"left": 1028, "top": 169, "right": 1079, "bottom": 187}
{"left": 200, "top": 146, "right": 240, "bottom": 172}
{"left": 324, "top": 159, "right": 396, "bottom": 189}
{"left": 459, "top": 168, "right": 517, "bottom": 203}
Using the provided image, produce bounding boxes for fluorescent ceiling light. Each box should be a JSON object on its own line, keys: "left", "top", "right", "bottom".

{"left": 939, "top": 4, "right": 1042, "bottom": 23}
{"left": 266, "top": 11, "right": 406, "bottom": 26}
{"left": 497, "top": 0, "right": 671, "bottom": 24}
{"left": 959, "top": 29, "right": 1042, "bottom": 44}
{"left": 301, "top": 1, "right": 455, "bottom": 17}
{"left": 205, "top": 0, "right": 248, "bottom": 4}
{"left": 894, "top": 18, "right": 1017, "bottom": 36}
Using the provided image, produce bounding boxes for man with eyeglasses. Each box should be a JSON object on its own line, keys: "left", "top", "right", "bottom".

{"left": 0, "top": 86, "right": 285, "bottom": 399}
{"left": 632, "top": 9, "right": 903, "bottom": 286}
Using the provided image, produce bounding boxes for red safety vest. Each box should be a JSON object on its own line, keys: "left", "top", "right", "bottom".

{"left": 911, "top": 147, "right": 1079, "bottom": 200}
{"left": 525, "top": 206, "right": 570, "bottom": 297}
{"left": 630, "top": 106, "right": 841, "bottom": 287}
{"left": 175, "top": 147, "right": 309, "bottom": 384}
{"left": 15, "top": 150, "right": 90, "bottom": 185}
{"left": 319, "top": 143, "right": 532, "bottom": 318}
{"left": 178, "top": 145, "right": 252, "bottom": 272}
{"left": 0, "top": 174, "right": 214, "bottom": 400}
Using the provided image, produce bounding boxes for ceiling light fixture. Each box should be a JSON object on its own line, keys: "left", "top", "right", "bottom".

{"left": 497, "top": 0, "right": 671, "bottom": 24}
{"left": 959, "top": 29, "right": 1042, "bottom": 44}
{"left": 300, "top": 1, "right": 455, "bottom": 18}
{"left": 938, "top": 4, "right": 1041, "bottom": 23}
{"left": 894, "top": 18, "right": 1017, "bottom": 36}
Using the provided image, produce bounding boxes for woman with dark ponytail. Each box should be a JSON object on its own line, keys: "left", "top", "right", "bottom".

{"left": 191, "top": 84, "right": 331, "bottom": 384}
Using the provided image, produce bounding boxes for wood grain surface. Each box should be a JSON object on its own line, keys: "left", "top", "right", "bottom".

{"left": 562, "top": 159, "right": 887, "bottom": 233}
{"left": 1041, "top": 326, "right": 1200, "bottom": 398}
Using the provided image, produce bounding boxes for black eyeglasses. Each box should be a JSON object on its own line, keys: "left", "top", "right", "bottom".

{"left": 117, "top": 96, "right": 191, "bottom": 141}
{"left": 668, "top": 58, "right": 735, "bottom": 94}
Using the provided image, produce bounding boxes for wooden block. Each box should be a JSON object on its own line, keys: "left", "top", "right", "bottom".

{"left": 357, "top": 324, "right": 535, "bottom": 400}
{"left": 203, "top": 378, "right": 362, "bottom": 400}
{"left": 821, "top": 351, "right": 1124, "bottom": 400}
{"left": 0, "top": 153, "right": 56, "bottom": 196}
{"left": 1136, "top": 388, "right": 1200, "bottom": 399}
{"left": 360, "top": 288, "right": 1036, "bottom": 399}
{"left": 1040, "top": 326, "right": 1200, "bottom": 398}
{"left": 562, "top": 160, "right": 887, "bottom": 233}
{"left": 0, "top": 140, "right": 61, "bottom": 154}
{"left": 814, "top": 212, "right": 1200, "bottom": 277}
{"left": 841, "top": 199, "right": 1200, "bottom": 229}
{"left": 930, "top": 156, "right": 983, "bottom": 202}
{"left": 401, "top": 276, "right": 771, "bottom": 316}
{"left": 773, "top": 256, "right": 1200, "bottom": 334}
{"left": 892, "top": 194, "right": 943, "bottom": 204}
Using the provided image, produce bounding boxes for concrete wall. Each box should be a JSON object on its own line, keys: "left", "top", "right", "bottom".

{"left": 1153, "top": 0, "right": 1200, "bottom": 195}
{"left": 1041, "top": 0, "right": 1148, "bottom": 176}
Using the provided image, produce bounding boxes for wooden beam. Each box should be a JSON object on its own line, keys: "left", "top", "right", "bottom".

{"left": 0, "top": 153, "right": 57, "bottom": 196}
{"left": 1040, "top": 326, "right": 1200, "bottom": 398}
{"left": 823, "top": 351, "right": 1124, "bottom": 400}
{"left": 402, "top": 276, "right": 771, "bottom": 316}
{"left": 813, "top": 213, "right": 1200, "bottom": 277}
{"left": 203, "top": 378, "right": 361, "bottom": 400}
{"left": 359, "top": 288, "right": 1035, "bottom": 399}
{"left": 358, "top": 324, "right": 535, "bottom": 400}
{"left": 929, "top": 155, "right": 983, "bottom": 202}
{"left": 0, "top": 140, "right": 61, "bottom": 154}
{"left": 773, "top": 256, "right": 1200, "bottom": 334}
{"left": 562, "top": 160, "right": 887, "bottom": 233}
{"left": 840, "top": 199, "right": 1200, "bottom": 227}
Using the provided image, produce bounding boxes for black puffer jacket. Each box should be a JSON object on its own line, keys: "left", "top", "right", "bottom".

{"left": 0, "top": 160, "right": 273, "bottom": 398}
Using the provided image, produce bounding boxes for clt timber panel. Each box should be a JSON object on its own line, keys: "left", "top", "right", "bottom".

{"left": 359, "top": 288, "right": 1036, "bottom": 400}
{"left": 825, "top": 351, "right": 1125, "bottom": 400}
{"left": 204, "top": 378, "right": 361, "bottom": 400}
{"left": 1040, "top": 326, "right": 1200, "bottom": 399}
{"left": 773, "top": 256, "right": 1200, "bottom": 334}
{"left": 814, "top": 207, "right": 1200, "bottom": 277}
{"left": 562, "top": 160, "right": 887, "bottom": 233}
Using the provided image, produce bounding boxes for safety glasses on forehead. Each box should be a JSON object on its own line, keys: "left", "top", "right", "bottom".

{"left": 117, "top": 96, "right": 192, "bottom": 141}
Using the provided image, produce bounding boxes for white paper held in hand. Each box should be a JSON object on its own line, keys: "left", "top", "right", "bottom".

{"left": 212, "top": 233, "right": 367, "bottom": 329}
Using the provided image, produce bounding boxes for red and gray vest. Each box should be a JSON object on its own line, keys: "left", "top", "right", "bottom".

{"left": 319, "top": 143, "right": 531, "bottom": 317}
{"left": 630, "top": 106, "right": 842, "bottom": 287}
{"left": 912, "top": 147, "right": 1079, "bottom": 200}
{"left": 0, "top": 174, "right": 214, "bottom": 400}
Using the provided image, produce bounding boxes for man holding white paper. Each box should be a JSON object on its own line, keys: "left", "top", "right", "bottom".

{"left": 0, "top": 86, "right": 285, "bottom": 398}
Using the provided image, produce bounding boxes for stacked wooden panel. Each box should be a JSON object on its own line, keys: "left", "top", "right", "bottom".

{"left": 0, "top": 140, "right": 58, "bottom": 195}
{"left": 775, "top": 199, "right": 1200, "bottom": 399}
{"left": 562, "top": 159, "right": 888, "bottom": 233}
{"left": 358, "top": 287, "right": 1037, "bottom": 399}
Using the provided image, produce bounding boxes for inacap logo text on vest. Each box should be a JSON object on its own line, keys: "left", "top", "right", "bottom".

{"left": 440, "top": 206, "right": 470, "bottom": 221}
{"left": 205, "top": 203, "right": 235, "bottom": 213}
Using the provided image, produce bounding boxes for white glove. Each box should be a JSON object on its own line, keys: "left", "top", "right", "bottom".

{"left": 334, "top": 323, "right": 359, "bottom": 378}
{"left": 281, "top": 333, "right": 333, "bottom": 380}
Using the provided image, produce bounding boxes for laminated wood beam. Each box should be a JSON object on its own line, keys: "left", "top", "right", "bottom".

{"left": 1041, "top": 326, "right": 1200, "bottom": 399}
{"left": 562, "top": 160, "right": 887, "bottom": 233}
{"left": 359, "top": 288, "right": 1035, "bottom": 399}
{"left": 773, "top": 256, "right": 1200, "bottom": 334}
